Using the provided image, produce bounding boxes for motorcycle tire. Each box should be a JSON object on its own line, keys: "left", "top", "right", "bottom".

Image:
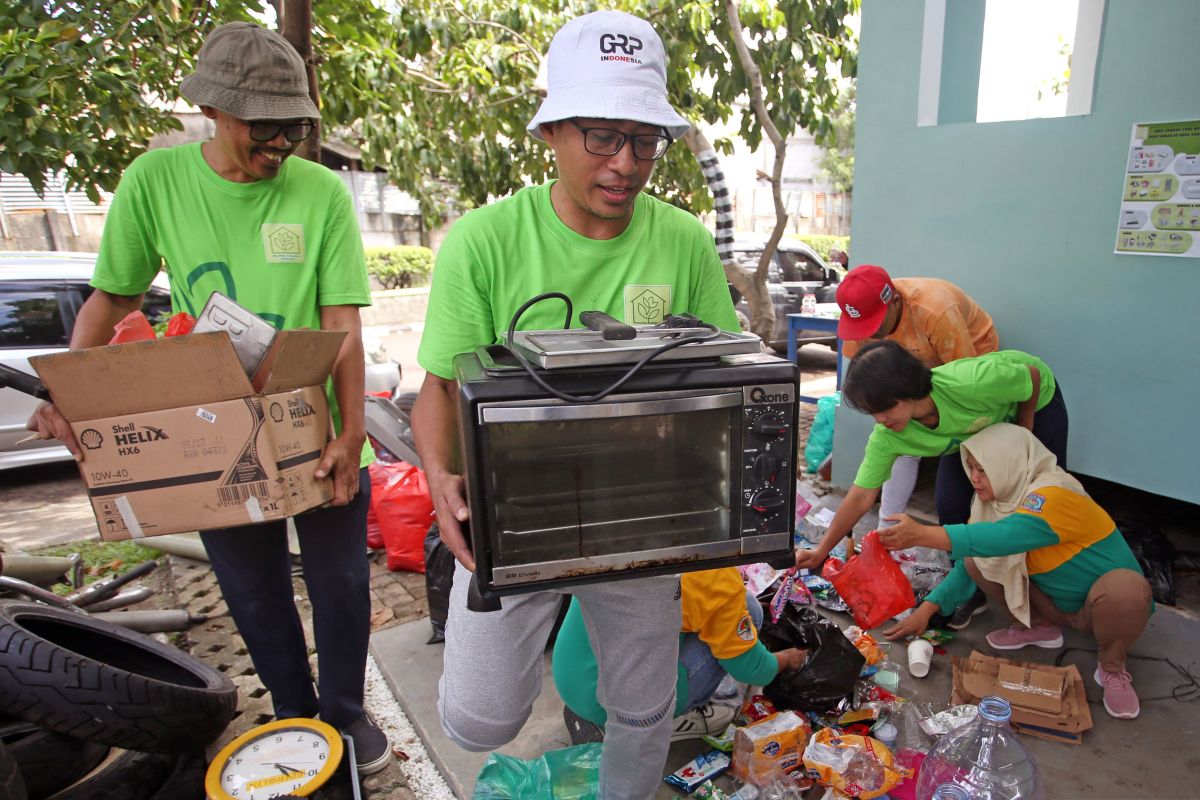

{"left": 44, "top": 749, "right": 173, "bottom": 800}
{"left": 0, "top": 740, "right": 27, "bottom": 800}
{"left": 0, "top": 720, "right": 107, "bottom": 800}
{"left": 147, "top": 751, "right": 206, "bottom": 800}
{"left": 0, "top": 601, "right": 236, "bottom": 754}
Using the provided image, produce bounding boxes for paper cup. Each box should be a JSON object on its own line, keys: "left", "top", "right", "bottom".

{"left": 907, "top": 639, "right": 934, "bottom": 678}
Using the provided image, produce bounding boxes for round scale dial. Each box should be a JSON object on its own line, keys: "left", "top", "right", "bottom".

{"left": 205, "top": 717, "right": 343, "bottom": 800}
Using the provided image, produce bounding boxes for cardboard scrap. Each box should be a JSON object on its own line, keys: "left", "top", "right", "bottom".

{"left": 996, "top": 662, "right": 1066, "bottom": 714}
{"left": 951, "top": 650, "right": 1093, "bottom": 744}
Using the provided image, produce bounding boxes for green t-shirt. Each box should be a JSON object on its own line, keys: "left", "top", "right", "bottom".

{"left": 417, "top": 182, "right": 740, "bottom": 379}
{"left": 92, "top": 144, "right": 373, "bottom": 466}
{"left": 854, "top": 350, "right": 1057, "bottom": 489}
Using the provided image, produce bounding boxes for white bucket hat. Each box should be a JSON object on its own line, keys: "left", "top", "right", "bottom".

{"left": 527, "top": 10, "right": 690, "bottom": 142}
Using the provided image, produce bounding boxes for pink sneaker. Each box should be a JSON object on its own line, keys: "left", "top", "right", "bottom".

{"left": 1094, "top": 667, "right": 1140, "bottom": 719}
{"left": 985, "top": 623, "right": 1064, "bottom": 650}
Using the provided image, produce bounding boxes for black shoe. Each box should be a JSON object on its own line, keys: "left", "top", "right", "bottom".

{"left": 946, "top": 590, "right": 988, "bottom": 631}
{"left": 343, "top": 712, "right": 392, "bottom": 776}
{"left": 563, "top": 706, "right": 605, "bottom": 745}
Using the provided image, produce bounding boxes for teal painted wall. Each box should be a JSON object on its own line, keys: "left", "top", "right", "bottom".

{"left": 833, "top": 0, "right": 1199, "bottom": 503}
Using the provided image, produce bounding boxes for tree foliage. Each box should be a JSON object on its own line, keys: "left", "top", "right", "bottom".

{"left": 1, "top": 0, "right": 857, "bottom": 221}
{"left": 816, "top": 82, "right": 855, "bottom": 194}
{"left": 0, "top": 2, "right": 257, "bottom": 202}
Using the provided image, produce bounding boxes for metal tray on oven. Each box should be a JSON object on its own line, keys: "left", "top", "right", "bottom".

{"left": 509, "top": 327, "right": 763, "bottom": 369}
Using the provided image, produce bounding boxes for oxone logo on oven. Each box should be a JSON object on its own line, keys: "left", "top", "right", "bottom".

{"left": 749, "top": 386, "right": 792, "bottom": 404}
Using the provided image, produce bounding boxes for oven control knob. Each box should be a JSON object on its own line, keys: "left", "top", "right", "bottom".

{"left": 749, "top": 486, "right": 785, "bottom": 517}
{"left": 752, "top": 412, "right": 787, "bottom": 439}
{"left": 753, "top": 453, "right": 780, "bottom": 483}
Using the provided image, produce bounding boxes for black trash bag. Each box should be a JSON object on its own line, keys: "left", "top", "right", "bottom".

{"left": 424, "top": 521, "right": 456, "bottom": 643}
{"left": 1116, "top": 517, "right": 1177, "bottom": 606}
{"left": 758, "top": 605, "right": 865, "bottom": 713}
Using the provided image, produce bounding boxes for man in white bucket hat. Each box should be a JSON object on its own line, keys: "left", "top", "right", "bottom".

{"left": 27, "top": 22, "right": 390, "bottom": 776}
{"left": 413, "top": 10, "right": 738, "bottom": 798}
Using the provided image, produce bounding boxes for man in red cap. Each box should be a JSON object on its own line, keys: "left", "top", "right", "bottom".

{"left": 834, "top": 265, "right": 999, "bottom": 628}
{"left": 836, "top": 265, "right": 997, "bottom": 366}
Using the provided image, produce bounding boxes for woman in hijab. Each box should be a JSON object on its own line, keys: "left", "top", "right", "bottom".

{"left": 878, "top": 423, "right": 1152, "bottom": 720}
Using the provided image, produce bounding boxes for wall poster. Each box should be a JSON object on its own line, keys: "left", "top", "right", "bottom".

{"left": 1115, "top": 120, "right": 1200, "bottom": 258}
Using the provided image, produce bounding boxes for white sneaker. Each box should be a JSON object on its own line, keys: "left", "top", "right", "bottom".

{"left": 670, "top": 702, "right": 737, "bottom": 741}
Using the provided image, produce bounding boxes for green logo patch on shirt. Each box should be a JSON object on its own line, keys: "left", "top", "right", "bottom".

{"left": 624, "top": 285, "right": 671, "bottom": 324}
{"left": 261, "top": 223, "right": 306, "bottom": 263}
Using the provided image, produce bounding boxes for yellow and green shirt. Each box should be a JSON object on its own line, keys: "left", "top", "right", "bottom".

{"left": 552, "top": 568, "right": 778, "bottom": 726}
{"left": 926, "top": 486, "right": 1144, "bottom": 614}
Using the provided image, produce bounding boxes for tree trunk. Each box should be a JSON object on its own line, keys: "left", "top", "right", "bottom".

{"left": 723, "top": 0, "right": 791, "bottom": 344}
{"left": 682, "top": 128, "right": 775, "bottom": 343}
{"left": 279, "top": 0, "right": 321, "bottom": 162}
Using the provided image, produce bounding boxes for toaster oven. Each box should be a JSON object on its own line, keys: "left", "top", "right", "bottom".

{"left": 454, "top": 340, "right": 799, "bottom": 597}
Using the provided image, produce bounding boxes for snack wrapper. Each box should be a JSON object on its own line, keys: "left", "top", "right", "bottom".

{"left": 801, "top": 729, "right": 911, "bottom": 799}
{"left": 740, "top": 563, "right": 782, "bottom": 596}
{"left": 844, "top": 626, "right": 887, "bottom": 666}
{"left": 739, "top": 694, "right": 777, "bottom": 724}
{"left": 693, "top": 780, "right": 731, "bottom": 799}
{"left": 702, "top": 722, "right": 738, "bottom": 752}
{"left": 731, "top": 710, "right": 812, "bottom": 787}
{"left": 665, "top": 749, "right": 731, "bottom": 793}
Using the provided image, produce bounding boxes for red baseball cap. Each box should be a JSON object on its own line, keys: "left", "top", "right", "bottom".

{"left": 836, "top": 264, "right": 897, "bottom": 339}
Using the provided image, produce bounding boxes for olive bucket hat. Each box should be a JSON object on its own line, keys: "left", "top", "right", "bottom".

{"left": 180, "top": 22, "right": 319, "bottom": 121}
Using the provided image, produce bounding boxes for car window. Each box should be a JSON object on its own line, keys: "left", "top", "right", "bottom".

{"left": 75, "top": 285, "right": 174, "bottom": 325}
{"left": 0, "top": 289, "right": 67, "bottom": 348}
{"left": 778, "top": 251, "right": 825, "bottom": 282}
{"left": 142, "top": 289, "right": 174, "bottom": 326}
{"left": 734, "top": 250, "right": 761, "bottom": 270}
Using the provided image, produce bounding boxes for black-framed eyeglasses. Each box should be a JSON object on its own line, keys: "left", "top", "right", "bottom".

{"left": 568, "top": 119, "right": 672, "bottom": 161}
{"left": 245, "top": 120, "right": 316, "bottom": 143}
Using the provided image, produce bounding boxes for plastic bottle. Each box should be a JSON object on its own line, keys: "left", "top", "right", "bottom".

{"left": 915, "top": 696, "right": 1044, "bottom": 800}
{"left": 930, "top": 786, "right": 970, "bottom": 800}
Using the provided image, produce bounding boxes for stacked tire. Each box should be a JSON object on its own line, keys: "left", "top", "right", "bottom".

{"left": 0, "top": 601, "right": 237, "bottom": 800}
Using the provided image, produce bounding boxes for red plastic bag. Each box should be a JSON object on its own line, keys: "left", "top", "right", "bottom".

{"left": 108, "top": 310, "right": 155, "bottom": 344}
{"left": 821, "top": 530, "right": 915, "bottom": 629}
{"left": 165, "top": 312, "right": 196, "bottom": 337}
{"left": 366, "top": 460, "right": 432, "bottom": 573}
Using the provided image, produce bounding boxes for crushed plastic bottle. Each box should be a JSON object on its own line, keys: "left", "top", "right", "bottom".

{"left": 916, "top": 696, "right": 1044, "bottom": 800}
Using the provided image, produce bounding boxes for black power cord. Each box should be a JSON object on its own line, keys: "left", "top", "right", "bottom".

{"left": 502, "top": 292, "right": 722, "bottom": 404}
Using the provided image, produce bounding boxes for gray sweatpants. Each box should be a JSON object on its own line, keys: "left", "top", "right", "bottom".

{"left": 439, "top": 563, "right": 680, "bottom": 800}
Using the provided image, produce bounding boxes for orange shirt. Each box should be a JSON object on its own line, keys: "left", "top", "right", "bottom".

{"left": 841, "top": 277, "right": 998, "bottom": 367}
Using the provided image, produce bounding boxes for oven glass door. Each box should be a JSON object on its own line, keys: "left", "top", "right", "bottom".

{"left": 476, "top": 391, "right": 742, "bottom": 585}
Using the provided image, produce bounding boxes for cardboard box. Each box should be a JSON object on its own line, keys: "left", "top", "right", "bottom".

{"left": 996, "top": 662, "right": 1066, "bottom": 714}
{"left": 951, "top": 650, "right": 1093, "bottom": 744}
{"left": 30, "top": 331, "right": 345, "bottom": 540}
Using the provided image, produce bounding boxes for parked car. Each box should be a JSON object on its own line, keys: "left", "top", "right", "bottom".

{"left": 0, "top": 252, "right": 399, "bottom": 471}
{"left": 726, "top": 236, "right": 842, "bottom": 351}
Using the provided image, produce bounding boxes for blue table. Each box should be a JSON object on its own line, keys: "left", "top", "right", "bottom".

{"left": 787, "top": 311, "right": 843, "bottom": 404}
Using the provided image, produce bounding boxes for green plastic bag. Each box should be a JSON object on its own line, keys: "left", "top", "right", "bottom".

{"left": 804, "top": 392, "right": 841, "bottom": 473}
{"left": 472, "top": 743, "right": 602, "bottom": 799}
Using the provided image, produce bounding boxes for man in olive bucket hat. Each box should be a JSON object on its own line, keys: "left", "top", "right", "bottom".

{"left": 27, "top": 22, "right": 390, "bottom": 775}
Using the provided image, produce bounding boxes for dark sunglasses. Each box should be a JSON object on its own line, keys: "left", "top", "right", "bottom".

{"left": 244, "top": 120, "right": 316, "bottom": 143}
{"left": 568, "top": 119, "right": 672, "bottom": 161}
